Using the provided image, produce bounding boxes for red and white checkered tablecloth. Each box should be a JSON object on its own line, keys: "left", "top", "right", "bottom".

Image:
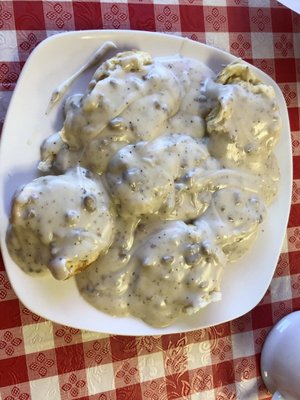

{"left": 0, "top": 1, "right": 300, "bottom": 399}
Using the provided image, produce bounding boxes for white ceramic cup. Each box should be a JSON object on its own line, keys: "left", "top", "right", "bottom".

{"left": 260, "top": 311, "right": 300, "bottom": 400}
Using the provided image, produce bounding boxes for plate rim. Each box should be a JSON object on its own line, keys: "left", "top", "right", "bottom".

{"left": 0, "top": 29, "right": 293, "bottom": 335}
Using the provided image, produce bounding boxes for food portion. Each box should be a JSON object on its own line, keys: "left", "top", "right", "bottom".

{"left": 6, "top": 47, "right": 281, "bottom": 327}
{"left": 204, "top": 63, "right": 281, "bottom": 204}
{"left": 7, "top": 167, "right": 114, "bottom": 280}
{"left": 77, "top": 220, "right": 226, "bottom": 327}
{"left": 106, "top": 134, "right": 219, "bottom": 219}
{"left": 195, "top": 186, "right": 266, "bottom": 262}
{"left": 129, "top": 222, "right": 225, "bottom": 328}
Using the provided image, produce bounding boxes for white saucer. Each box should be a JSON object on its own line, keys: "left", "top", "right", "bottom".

{"left": 261, "top": 311, "right": 300, "bottom": 400}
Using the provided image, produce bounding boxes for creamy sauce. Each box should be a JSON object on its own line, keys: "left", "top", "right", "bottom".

{"left": 7, "top": 49, "right": 281, "bottom": 327}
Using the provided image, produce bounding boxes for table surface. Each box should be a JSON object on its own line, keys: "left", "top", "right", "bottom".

{"left": 0, "top": 1, "right": 300, "bottom": 399}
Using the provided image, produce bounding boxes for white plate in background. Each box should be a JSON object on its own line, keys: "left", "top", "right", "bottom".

{"left": 0, "top": 30, "right": 292, "bottom": 335}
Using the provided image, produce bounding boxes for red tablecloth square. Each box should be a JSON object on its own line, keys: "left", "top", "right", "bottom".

{"left": 288, "top": 203, "right": 300, "bottom": 227}
{"left": 227, "top": 6, "right": 251, "bottom": 32}
{"left": 251, "top": 304, "right": 274, "bottom": 330}
{"left": 212, "top": 360, "right": 235, "bottom": 387}
{"left": 271, "top": 7, "right": 293, "bottom": 32}
{"left": 73, "top": 2, "right": 102, "bottom": 30}
{"left": 288, "top": 108, "right": 300, "bottom": 131}
{"left": 274, "top": 58, "right": 297, "bottom": 82}
{"left": 55, "top": 343, "right": 86, "bottom": 374}
{"left": 293, "top": 155, "right": 300, "bottom": 179}
{"left": 288, "top": 250, "right": 300, "bottom": 273}
{"left": 110, "top": 335, "right": 138, "bottom": 362}
{"left": 128, "top": 4, "right": 156, "bottom": 31}
{"left": 179, "top": 5, "right": 204, "bottom": 32}
{"left": 13, "top": 1, "right": 45, "bottom": 31}
{"left": 0, "top": 299, "right": 22, "bottom": 329}
{"left": 0, "top": 355, "right": 29, "bottom": 386}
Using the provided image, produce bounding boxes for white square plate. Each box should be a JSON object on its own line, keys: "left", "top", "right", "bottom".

{"left": 0, "top": 30, "right": 292, "bottom": 335}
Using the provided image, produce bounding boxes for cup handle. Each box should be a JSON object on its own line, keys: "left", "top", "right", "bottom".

{"left": 272, "top": 391, "right": 285, "bottom": 400}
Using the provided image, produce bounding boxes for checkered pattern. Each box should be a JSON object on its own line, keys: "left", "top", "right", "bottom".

{"left": 0, "top": 0, "right": 300, "bottom": 399}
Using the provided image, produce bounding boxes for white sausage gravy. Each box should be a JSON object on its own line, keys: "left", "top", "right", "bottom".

{"left": 7, "top": 48, "right": 281, "bottom": 327}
